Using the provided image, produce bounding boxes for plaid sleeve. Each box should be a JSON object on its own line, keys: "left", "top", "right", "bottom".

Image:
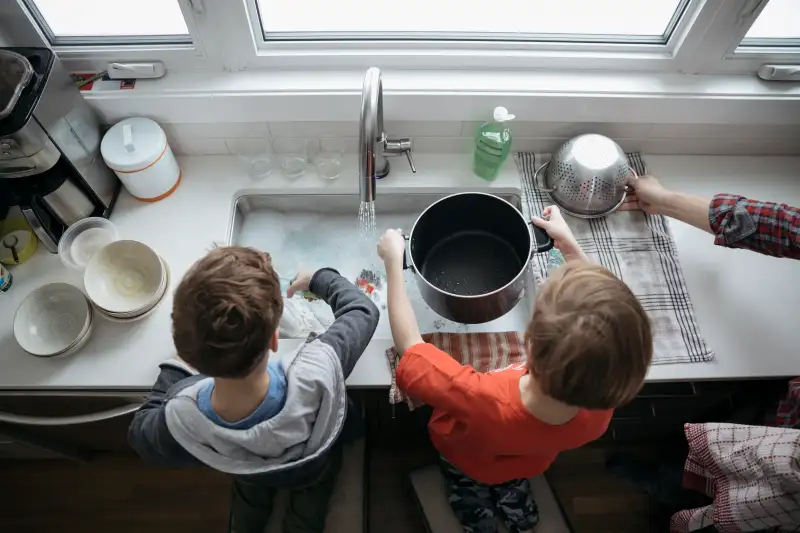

{"left": 708, "top": 194, "right": 800, "bottom": 259}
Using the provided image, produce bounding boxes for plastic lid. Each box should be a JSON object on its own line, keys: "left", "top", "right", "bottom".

{"left": 101, "top": 117, "right": 167, "bottom": 172}
{"left": 58, "top": 217, "right": 119, "bottom": 270}
{"left": 493, "top": 107, "right": 516, "bottom": 122}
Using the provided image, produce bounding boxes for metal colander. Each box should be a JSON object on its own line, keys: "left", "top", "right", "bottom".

{"left": 534, "top": 134, "right": 637, "bottom": 218}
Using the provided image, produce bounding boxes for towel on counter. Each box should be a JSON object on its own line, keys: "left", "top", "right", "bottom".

{"left": 515, "top": 152, "right": 714, "bottom": 365}
{"left": 670, "top": 423, "right": 800, "bottom": 532}
{"left": 387, "top": 332, "right": 526, "bottom": 408}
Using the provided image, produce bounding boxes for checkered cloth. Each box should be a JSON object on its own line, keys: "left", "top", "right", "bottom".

{"left": 670, "top": 423, "right": 800, "bottom": 532}
{"left": 515, "top": 152, "right": 714, "bottom": 365}
{"left": 773, "top": 378, "right": 800, "bottom": 428}
{"left": 386, "top": 332, "right": 526, "bottom": 408}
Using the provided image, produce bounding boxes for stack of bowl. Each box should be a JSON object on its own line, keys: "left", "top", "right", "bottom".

{"left": 14, "top": 282, "right": 94, "bottom": 358}
{"left": 83, "top": 240, "right": 170, "bottom": 322}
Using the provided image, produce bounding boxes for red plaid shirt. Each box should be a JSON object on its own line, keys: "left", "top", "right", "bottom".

{"left": 709, "top": 194, "right": 800, "bottom": 259}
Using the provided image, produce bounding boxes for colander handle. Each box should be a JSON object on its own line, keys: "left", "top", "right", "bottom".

{"left": 624, "top": 164, "right": 640, "bottom": 190}
{"left": 532, "top": 162, "right": 557, "bottom": 193}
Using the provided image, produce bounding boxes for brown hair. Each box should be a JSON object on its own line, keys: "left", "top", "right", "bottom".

{"left": 525, "top": 262, "right": 652, "bottom": 410}
{"left": 172, "top": 246, "right": 283, "bottom": 378}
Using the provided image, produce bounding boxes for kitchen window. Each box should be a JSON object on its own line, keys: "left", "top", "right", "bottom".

{"left": 254, "top": 0, "right": 687, "bottom": 43}
{"left": 22, "top": 0, "right": 191, "bottom": 44}
{"left": 741, "top": 0, "right": 800, "bottom": 45}
{"left": 4, "top": 0, "right": 800, "bottom": 74}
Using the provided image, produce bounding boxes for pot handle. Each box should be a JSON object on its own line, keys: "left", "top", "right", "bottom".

{"left": 528, "top": 220, "right": 555, "bottom": 255}
{"left": 402, "top": 232, "right": 413, "bottom": 271}
{"left": 533, "top": 162, "right": 557, "bottom": 193}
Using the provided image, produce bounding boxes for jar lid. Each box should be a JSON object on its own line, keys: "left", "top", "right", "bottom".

{"left": 101, "top": 117, "right": 167, "bottom": 173}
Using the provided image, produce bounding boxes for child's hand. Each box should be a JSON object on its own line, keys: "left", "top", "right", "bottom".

{"left": 377, "top": 229, "right": 406, "bottom": 267}
{"left": 531, "top": 206, "right": 587, "bottom": 263}
{"left": 287, "top": 271, "right": 314, "bottom": 297}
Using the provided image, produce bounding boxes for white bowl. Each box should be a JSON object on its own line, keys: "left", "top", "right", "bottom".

{"left": 99, "top": 257, "right": 170, "bottom": 319}
{"left": 84, "top": 240, "right": 165, "bottom": 314}
{"left": 94, "top": 258, "right": 170, "bottom": 323}
{"left": 14, "top": 283, "right": 92, "bottom": 357}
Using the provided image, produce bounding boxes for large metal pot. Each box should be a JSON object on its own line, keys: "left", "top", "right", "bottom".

{"left": 405, "top": 192, "right": 553, "bottom": 324}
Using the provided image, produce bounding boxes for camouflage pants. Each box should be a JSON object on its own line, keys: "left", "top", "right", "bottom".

{"left": 440, "top": 459, "right": 539, "bottom": 533}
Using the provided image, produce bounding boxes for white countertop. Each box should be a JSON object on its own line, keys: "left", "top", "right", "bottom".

{"left": 0, "top": 154, "right": 798, "bottom": 391}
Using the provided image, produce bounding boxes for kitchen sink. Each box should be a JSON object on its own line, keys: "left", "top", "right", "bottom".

{"left": 226, "top": 191, "right": 537, "bottom": 338}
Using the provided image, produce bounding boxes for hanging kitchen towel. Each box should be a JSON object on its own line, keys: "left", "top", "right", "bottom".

{"left": 670, "top": 423, "right": 800, "bottom": 532}
{"left": 386, "top": 331, "right": 526, "bottom": 408}
{"left": 515, "top": 152, "right": 714, "bottom": 365}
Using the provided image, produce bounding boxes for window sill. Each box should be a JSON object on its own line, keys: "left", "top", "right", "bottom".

{"left": 83, "top": 69, "right": 800, "bottom": 126}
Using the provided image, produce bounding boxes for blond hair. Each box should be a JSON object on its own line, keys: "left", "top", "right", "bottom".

{"left": 525, "top": 262, "right": 652, "bottom": 410}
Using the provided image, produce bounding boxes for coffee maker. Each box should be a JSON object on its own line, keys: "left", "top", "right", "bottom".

{"left": 0, "top": 47, "right": 121, "bottom": 253}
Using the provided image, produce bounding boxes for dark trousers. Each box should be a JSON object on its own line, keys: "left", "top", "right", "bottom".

{"left": 440, "top": 458, "right": 539, "bottom": 533}
{"left": 229, "top": 444, "right": 343, "bottom": 533}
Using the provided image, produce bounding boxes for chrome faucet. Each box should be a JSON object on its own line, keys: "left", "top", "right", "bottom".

{"left": 358, "top": 67, "right": 416, "bottom": 203}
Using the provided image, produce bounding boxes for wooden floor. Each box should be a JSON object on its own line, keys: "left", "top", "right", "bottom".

{"left": 0, "top": 453, "right": 231, "bottom": 533}
{"left": 0, "top": 446, "right": 670, "bottom": 533}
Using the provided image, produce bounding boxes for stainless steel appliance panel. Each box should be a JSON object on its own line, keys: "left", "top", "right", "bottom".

{"left": 31, "top": 58, "right": 117, "bottom": 208}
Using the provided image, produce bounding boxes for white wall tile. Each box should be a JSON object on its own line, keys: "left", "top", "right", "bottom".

{"left": 159, "top": 120, "right": 800, "bottom": 157}
{"left": 165, "top": 122, "right": 269, "bottom": 139}
{"left": 410, "top": 137, "right": 473, "bottom": 153}
{"left": 225, "top": 138, "right": 272, "bottom": 155}
{"left": 648, "top": 123, "right": 800, "bottom": 140}
{"left": 268, "top": 121, "right": 463, "bottom": 139}
{"left": 170, "top": 137, "right": 230, "bottom": 156}
{"left": 463, "top": 121, "right": 654, "bottom": 139}
{"left": 268, "top": 121, "right": 357, "bottom": 138}
{"left": 637, "top": 138, "right": 800, "bottom": 156}
{"left": 384, "top": 121, "right": 463, "bottom": 137}
{"left": 318, "top": 137, "right": 359, "bottom": 155}
{"left": 512, "top": 138, "right": 566, "bottom": 153}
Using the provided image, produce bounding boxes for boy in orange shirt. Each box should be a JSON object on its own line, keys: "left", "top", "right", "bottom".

{"left": 377, "top": 205, "right": 653, "bottom": 533}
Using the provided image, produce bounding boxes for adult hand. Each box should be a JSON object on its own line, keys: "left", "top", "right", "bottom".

{"left": 377, "top": 229, "right": 406, "bottom": 268}
{"left": 287, "top": 271, "right": 314, "bottom": 297}
{"left": 621, "top": 175, "right": 673, "bottom": 214}
{"left": 531, "top": 206, "right": 587, "bottom": 262}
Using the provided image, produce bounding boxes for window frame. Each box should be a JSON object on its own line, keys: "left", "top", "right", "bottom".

{"left": 4, "top": 0, "right": 218, "bottom": 72}
{"left": 3, "top": 0, "right": 800, "bottom": 75}
{"left": 19, "top": 0, "right": 194, "bottom": 46}
{"left": 250, "top": 0, "right": 691, "bottom": 44}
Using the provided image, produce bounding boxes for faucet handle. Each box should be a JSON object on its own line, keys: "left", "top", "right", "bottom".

{"left": 384, "top": 138, "right": 417, "bottom": 173}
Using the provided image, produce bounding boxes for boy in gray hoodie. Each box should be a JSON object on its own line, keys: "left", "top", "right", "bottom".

{"left": 127, "top": 246, "right": 379, "bottom": 533}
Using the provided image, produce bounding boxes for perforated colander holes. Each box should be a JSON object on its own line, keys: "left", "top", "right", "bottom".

{"left": 616, "top": 166, "right": 630, "bottom": 185}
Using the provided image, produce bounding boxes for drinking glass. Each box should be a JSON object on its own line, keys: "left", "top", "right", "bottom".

{"left": 313, "top": 138, "right": 345, "bottom": 180}
{"left": 231, "top": 138, "right": 272, "bottom": 181}
{"left": 272, "top": 138, "right": 309, "bottom": 180}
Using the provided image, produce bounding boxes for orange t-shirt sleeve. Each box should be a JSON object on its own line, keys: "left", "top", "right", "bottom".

{"left": 396, "top": 343, "right": 484, "bottom": 416}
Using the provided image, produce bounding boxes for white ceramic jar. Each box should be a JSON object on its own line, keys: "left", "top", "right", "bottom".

{"left": 101, "top": 118, "right": 181, "bottom": 202}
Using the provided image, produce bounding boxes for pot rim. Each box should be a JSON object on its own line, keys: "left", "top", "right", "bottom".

{"left": 407, "top": 191, "right": 533, "bottom": 300}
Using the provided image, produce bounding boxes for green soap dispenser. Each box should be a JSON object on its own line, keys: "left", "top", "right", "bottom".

{"left": 473, "top": 106, "right": 515, "bottom": 181}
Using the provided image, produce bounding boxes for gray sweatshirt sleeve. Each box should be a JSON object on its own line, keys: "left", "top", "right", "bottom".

{"left": 310, "top": 268, "right": 380, "bottom": 378}
{"left": 127, "top": 361, "right": 204, "bottom": 466}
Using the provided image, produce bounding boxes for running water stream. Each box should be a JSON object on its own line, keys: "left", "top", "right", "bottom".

{"left": 356, "top": 200, "right": 384, "bottom": 301}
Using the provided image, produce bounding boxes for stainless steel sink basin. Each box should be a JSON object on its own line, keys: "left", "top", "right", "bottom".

{"left": 226, "top": 190, "right": 536, "bottom": 337}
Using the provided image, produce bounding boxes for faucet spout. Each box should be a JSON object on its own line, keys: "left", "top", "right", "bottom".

{"left": 358, "top": 67, "right": 388, "bottom": 203}
{"left": 358, "top": 67, "right": 417, "bottom": 203}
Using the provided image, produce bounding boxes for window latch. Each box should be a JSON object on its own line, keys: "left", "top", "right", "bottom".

{"left": 758, "top": 65, "right": 800, "bottom": 82}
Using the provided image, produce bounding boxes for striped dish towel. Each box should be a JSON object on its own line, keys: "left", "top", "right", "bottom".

{"left": 387, "top": 332, "right": 526, "bottom": 408}
{"left": 515, "top": 152, "right": 714, "bottom": 365}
